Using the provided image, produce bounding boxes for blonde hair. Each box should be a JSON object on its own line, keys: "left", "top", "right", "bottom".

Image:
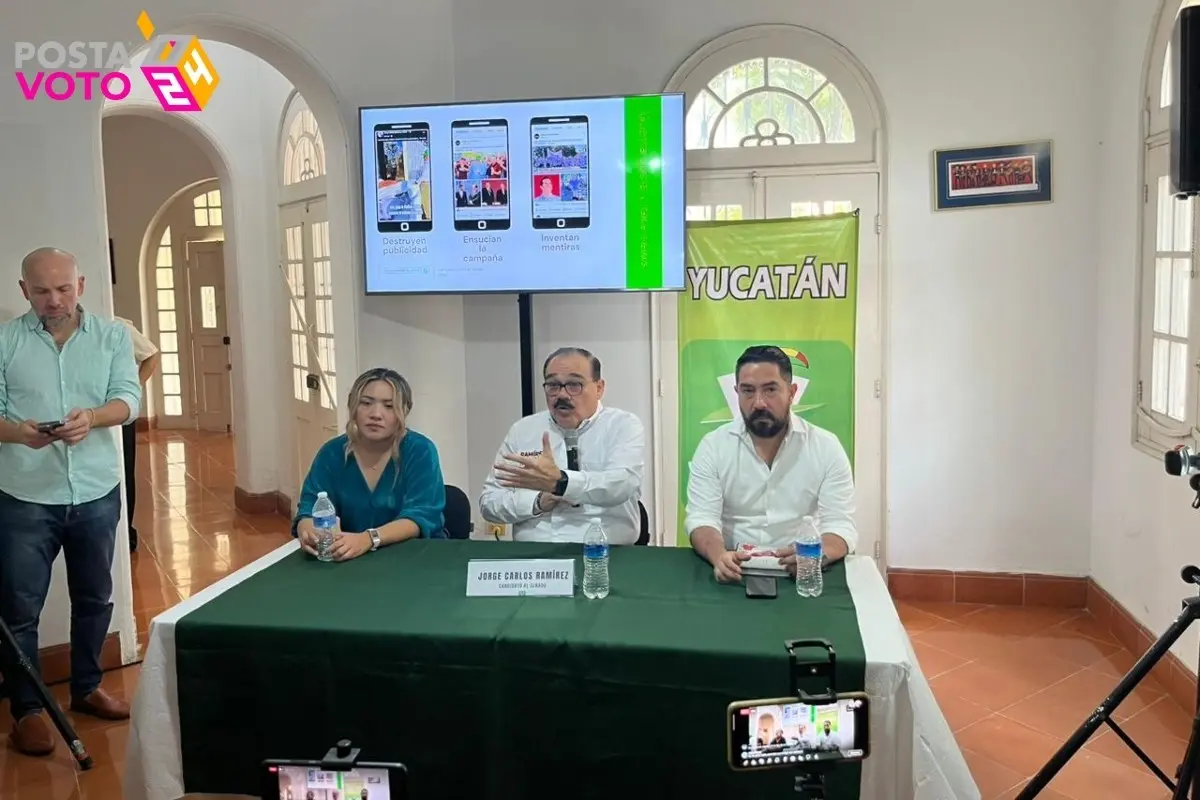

{"left": 343, "top": 368, "right": 414, "bottom": 480}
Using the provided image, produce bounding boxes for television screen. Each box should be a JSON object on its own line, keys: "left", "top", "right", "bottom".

{"left": 358, "top": 94, "right": 685, "bottom": 295}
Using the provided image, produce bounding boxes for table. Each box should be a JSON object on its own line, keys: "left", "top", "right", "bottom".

{"left": 126, "top": 542, "right": 977, "bottom": 800}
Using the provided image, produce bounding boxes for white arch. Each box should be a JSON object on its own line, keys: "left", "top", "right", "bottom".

{"left": 664, "top": 24, "right": 888, "bottom": 171}
{"left": 97, "top": 15, "right": 361, "bottom": 497}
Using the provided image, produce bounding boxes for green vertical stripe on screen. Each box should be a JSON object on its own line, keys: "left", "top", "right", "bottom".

{"left": 624, "top": 96, "right": 664, "bottom": 289}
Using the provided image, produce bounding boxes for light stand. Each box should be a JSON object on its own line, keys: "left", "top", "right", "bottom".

{"left": 1017, "top": 566, "right": 1200, "bottom": 799}
{"left": 0, "top": 613, "right": 92, "bottom": 769}
{"left": 786, "top": 638, "right": 837, "bottom": 799}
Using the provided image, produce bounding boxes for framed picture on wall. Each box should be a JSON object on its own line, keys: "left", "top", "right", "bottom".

{"left": 932, "top": 140, "right": 1053, "bottom": 211}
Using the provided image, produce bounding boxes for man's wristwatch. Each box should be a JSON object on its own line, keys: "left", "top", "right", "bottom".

{"left": 367, "top": 528, "right": 381, "bottom": 551}
{"left": 552, "top": 470, "right": 569, "bottom": 497}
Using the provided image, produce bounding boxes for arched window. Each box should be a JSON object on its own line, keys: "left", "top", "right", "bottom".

{"left": 192, "top": 188, "right": 222, "bottom": 227}
{"left": 668, "top": 26, "right": 881, "bottom": 171}
{"left": 280, "top": 91, "right": 326, "bottom": 186}
{"left": 687, "top": 57, "right": 855, "bottom": 150}
{"left": 1136, "top": 0, "right": 1200, "bottom": 451}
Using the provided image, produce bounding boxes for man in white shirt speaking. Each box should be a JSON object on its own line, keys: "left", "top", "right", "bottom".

{"left": 481, "top": 347, "right": 645, "bottom": 544}
{"left": 686, "top": 345, "right": 857, "bottom": 583}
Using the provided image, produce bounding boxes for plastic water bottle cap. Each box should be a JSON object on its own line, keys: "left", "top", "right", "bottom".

{"left": 317, "top": 491, "right": 328, "bottom": 498}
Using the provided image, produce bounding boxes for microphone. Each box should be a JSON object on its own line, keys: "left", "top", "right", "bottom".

{"left": 563, "top": 428, "right": 579, "bottom": 471}
{"left": 1165, "top": 445, "right": 1200, "bottom": 476}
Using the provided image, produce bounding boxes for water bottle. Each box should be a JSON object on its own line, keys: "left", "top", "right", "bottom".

{"left": 582, "top": 521, "right": 610, "bottom": 599}
{"left": 794, "top": 515, "right": 823, "bottom": 597}
{"left": 312, "top": 492, "right": 337, "bottom": 563}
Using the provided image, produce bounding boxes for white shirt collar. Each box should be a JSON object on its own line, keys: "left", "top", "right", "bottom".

{"left": 731, "top": 412, "right": 808, "bottom": 446}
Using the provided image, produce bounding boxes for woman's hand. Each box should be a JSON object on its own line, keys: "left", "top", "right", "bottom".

{"left": 330, "top": 531, "right": 373, "bottom": 562}
{"left": 297, "top": 520, "right": 320, "bottom": 556}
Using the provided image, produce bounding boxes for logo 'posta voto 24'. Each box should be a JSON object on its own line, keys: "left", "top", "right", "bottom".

{"left": 13, "top": 11, "right": 219, "bottom": 111}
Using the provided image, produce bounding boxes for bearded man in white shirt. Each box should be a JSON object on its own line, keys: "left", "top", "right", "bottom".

{"left": 481, "top": 347, "right": 645, "bottom": 544}
{"left": 686, "top": 345, "right": 856, "bottom": 583}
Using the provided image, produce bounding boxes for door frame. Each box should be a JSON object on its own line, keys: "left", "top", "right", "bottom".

{"left": 650, "top": 163, "right": 889, "bottom": 571}
{"left": 279, "top": 196, "right": 339, "bottom": 507}
{"left": 184, "top": 239, "right": 233, "bottom": 432}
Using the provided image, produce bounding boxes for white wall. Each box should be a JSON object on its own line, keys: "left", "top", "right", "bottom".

{"left": 1091, "top": 0, "right": 1200, "bottom": 671}
{"left": 102, "top": 114, "right": 216, "bottom": 328}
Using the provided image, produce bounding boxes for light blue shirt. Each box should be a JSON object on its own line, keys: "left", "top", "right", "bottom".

{"left": 0, "top": 308, "right": 141, "bottom": 505}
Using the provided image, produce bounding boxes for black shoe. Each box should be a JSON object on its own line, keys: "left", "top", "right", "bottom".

{"left": 129, "top": 527, "right": 138, "bottom": 553}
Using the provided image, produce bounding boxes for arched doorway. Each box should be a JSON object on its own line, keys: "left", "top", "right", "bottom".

{"left": 99, "top": 17, "right": 361, "bottom": 502}
{"left": 655, "top": 24, "right": 889, "bottom": 562}
{"left": 277, "top": 89, "right": 340, "bottom": 505}
{"left": 140, "top": 179, "right": 233, "bottom": 432}
{"left": 92, "top": 19, "right": 359, "bottom": 665}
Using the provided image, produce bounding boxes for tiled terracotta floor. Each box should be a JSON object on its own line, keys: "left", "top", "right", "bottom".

{"left": 1, "top": 430, "right": 292, "bottom": 799}
{"left": 0, "top": 431, "right": 1195, "bottom": 798}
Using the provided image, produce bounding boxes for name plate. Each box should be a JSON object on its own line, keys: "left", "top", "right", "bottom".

{"left": 466, "top": 558, "right": 576, "bottom": 598}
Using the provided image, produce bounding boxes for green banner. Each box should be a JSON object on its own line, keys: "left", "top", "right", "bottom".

{"left": 677, "top": 213, "right": 859, "bottom": 545}
{"left": 623, "top": 95, "right": 664, "bottom": 289}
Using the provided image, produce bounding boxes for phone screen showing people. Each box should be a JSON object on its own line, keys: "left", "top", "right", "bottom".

{"left": 451, "top": 119, "right": 510, "bottom": 231}
{"left": 530, "top": 115, "right": 590, "bottom": 229}
{"left": 727, "top": 694, "right": 869, "bottom": 771}
{"left": 270, "top": 765, "right": 396, "bottom": 800}
{"left": 374, "top": 123, "right": 433, "bottom": 233}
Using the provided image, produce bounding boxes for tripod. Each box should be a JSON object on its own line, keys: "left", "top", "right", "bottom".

{"left": 0, "top": 613, "right": 92, "bottom": 769}
{"left": 786, "top": 639, "right": 838, "bottom": 799}
{"left": 1017, "top": 566, "right": 1200, "bottom": 799}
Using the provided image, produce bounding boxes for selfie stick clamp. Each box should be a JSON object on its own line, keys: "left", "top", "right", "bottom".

{"left": 785, "top": 638, "right": 837, "bottom": 800}
{"left": 320, "top": 739, "right": 362, "bottom": 772}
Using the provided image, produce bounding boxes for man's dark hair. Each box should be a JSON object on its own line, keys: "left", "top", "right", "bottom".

{"left": 543, "top": 346, "right": 602, "bottom": 380}
{"left": 735, "top": 345, "right": 792, "bottom": 383}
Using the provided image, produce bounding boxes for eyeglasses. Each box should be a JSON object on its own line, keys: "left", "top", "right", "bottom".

{"left": 543, "top": 380, "right": 589, "bottom": 397}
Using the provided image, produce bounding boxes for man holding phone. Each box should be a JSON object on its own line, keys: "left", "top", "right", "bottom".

{"left": 0, "top": 247, "right": 142, "bottom": 756}
{"left": 685, "top": 345, "right": 857, "bottom": 583}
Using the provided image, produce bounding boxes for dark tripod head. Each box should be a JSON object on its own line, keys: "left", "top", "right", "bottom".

{"left": 1183, "top": 566, "right": 1200, "bottom": 587}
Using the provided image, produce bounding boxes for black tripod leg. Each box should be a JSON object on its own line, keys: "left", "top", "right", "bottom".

{"left": 0, "top": 616, "right": 93, "bottom": 770}
{"left": 1172, "top": 709, "right": 1200, "bottom": 800}
{"left": 1017, "top": 601, "right": 1198, "bottom": 799}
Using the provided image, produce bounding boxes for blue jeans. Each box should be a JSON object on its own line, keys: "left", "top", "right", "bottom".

{"left": 0, "top": 486, "right": 120, "bottom": 719}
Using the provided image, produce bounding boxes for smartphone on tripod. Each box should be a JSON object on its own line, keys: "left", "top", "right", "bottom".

{"left": 727, "top": 691, "right": 870, "bottom": 771}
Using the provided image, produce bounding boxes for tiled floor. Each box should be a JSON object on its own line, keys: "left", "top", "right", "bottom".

{"left": 1, "top": 430, "right": 292, "bottom": 799}
{"left": 0, "top": 431, "right": 1195, "bottom": 798}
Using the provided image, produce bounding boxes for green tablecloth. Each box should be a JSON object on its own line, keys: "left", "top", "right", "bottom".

{"left": 174, "top": 541, "right": 866, "bottom": 799}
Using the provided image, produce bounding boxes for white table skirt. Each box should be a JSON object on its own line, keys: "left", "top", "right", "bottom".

{"left": 124, "top": 549, "right": 978, "bottom": 800}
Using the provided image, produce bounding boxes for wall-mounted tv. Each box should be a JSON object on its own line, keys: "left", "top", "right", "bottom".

{"left": 358, "top": 93, "right": 685, "bottom": 295}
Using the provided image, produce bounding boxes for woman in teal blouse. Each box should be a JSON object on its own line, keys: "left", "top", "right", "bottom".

{"left": 294, "top": 367, "right": 447, "bottom": 560}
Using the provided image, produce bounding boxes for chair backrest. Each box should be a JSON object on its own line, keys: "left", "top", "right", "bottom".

{"left": 636, "top": 500, "right": 650, "bottom": 546}
{"left": 444, "top": 484, "right": 473, "bottom": 540}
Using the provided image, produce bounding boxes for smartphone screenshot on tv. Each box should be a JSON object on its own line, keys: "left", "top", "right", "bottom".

{"left": 262, "top": 761, "right": 407, "bottom": 800}
{"left": 374, "top": 123, "right": 433, "bottom": 233}
{"left": 727, "top": 693, "right": 870, "bottom": 771}
{"left": 451, "top": 119, "right": 510, "bottom": 231}
{"left": 530, "top": 115, "right": 590, "bottom": 230}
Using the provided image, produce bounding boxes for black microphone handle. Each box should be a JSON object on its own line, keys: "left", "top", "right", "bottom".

{"left": 566, "top": 447, "right": 579, "bottom": 471}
